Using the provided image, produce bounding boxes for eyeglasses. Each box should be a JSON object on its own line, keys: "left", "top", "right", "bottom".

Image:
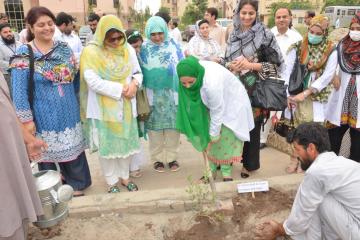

{"left": 127, "top": 30, "right": 141, "bottom": 40}
{"left": 108, "top": 36, "right": 123, "bottom": 43}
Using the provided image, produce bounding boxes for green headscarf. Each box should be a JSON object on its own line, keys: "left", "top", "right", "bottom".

{"left": 176, "top": 56, "right": 210, "bottom": 152}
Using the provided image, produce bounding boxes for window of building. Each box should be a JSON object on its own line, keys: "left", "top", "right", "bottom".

{"left": 298, "top": 17, "right": 304, "bottom": 24}
{"left": 113, "top": 0, "right": 119, "bottom": 8}
{"left": 167, "top": 0, "right": 170, "bottom": 3}
{"left": 88, "top": 0, "right": 97, "bottom": 7}
{"left": 4, "top": 0, "right": 25, "bottom": 32}
{"left": 348, "top": 9, "right": 355, "bottom": 16}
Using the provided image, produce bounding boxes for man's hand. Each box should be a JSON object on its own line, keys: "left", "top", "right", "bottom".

{"left": 255, "top": 220, "right": 284, "bottom": 240}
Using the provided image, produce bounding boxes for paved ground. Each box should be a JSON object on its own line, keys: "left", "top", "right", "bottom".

{"left": 83, "top": 135, "right": 297, "bottom": 195}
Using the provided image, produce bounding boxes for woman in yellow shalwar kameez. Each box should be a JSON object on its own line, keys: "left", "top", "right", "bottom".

{"left": 80, "top": 15, "right": 143, "bottom": 193}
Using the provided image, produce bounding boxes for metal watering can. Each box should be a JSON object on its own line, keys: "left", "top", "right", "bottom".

{"left": 31, "top": 161, "right": 74, "bottom": 228}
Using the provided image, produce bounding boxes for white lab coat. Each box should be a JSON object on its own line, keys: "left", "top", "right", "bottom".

{"left": 326, "top": 68, "right": 360, "bottom": 128}
{"left": 199, "top": 60, "right": 254, "bottom": 141}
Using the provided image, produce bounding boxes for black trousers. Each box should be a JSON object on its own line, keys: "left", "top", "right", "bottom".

{"left": 242, "top": 119, "right": 262, "bottom": 171}
{"left": 39, "top": 151, "right": 92, "bottom": 190}
{"left": 328, "top": 125, "right": 360, "bottom": 163}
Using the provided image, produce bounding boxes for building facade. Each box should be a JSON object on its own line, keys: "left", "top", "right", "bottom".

{"left": 162, "top": 0, "right": 325, "bottom": 25}
{"left": 0, "top": 0, "right": 135, "bottom": 31}
{"left": 161, "top": 0, "right": 236, "bottom": 19}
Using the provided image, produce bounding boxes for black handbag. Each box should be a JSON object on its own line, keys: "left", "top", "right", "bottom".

{"left": 274, "top": 106, "right": 295, "bottom": 138}
{"left": 249, "top": 42, "right": 287, "bottom": 111}
{"left": 288, "top": 52, "right": 306, "bottom": 95}
{"left": 250, "top": 77, "right": 287, "bottom": 111}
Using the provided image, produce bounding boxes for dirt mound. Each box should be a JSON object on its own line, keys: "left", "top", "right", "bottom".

{"left": 167, "top": 188, "right": 294, "bottom": 240}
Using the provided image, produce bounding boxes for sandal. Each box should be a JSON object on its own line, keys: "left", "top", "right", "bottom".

{"left": 286, "top": 156, "right": 298, "bottom": 174}
{"left": 73, "top": 191, "right": 85, "bottom": 197}
{"left": 130, "top": 170, "right": 142, "bottom": 178}
{"left": 122, "top": 182, "right": 138, "bottom": 192}
{"left": 168, "top": 160, "right": 180, "bottom": 172}
{"left": 108, "top": 185, "right": 121, "bottom": 193}
{"left": 223, "top": 177, "right": 233, "bottom": 182}
{"left": 154, "top": 161, "right": 165, "bottom": 173}
{"left": 240, "top": 167, "right": 250, "bottom": 178}
{"left": 297, "top": 160, "right": 304, "bottom": 173}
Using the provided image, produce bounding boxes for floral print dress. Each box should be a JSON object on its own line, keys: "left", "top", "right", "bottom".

{"left": 11, "top": 42, "right": 86, "bottom": 162}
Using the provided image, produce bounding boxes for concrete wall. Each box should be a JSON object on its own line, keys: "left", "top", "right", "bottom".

{"left": 0, "top": 0, "right": 135, "bottom": 26}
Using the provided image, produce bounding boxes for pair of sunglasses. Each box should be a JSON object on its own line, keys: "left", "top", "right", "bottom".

{"left": 108, "top": 36, "right": 124, "bottom": 43}
{"left": 127, "top": 30, "right": 141, "bottom": 40}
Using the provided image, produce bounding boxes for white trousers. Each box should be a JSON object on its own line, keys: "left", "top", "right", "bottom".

{"left": 291, "top": 195, "right": 360, "bottom": 240}
{"left": 260, "top": 111, "right": 282, "bottom": 144}
{"left": 148, "top": 129, "right": 180, "bottom": 163}
{"left": 130, "top": 144, "right": 146, "bottom": 171}
{"left": 99, "top": 156, "right": 132, "bottom": 186}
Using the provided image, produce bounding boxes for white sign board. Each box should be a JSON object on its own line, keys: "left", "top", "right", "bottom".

{"left": 237, "top": 181, "right": 269, "bottom": 193}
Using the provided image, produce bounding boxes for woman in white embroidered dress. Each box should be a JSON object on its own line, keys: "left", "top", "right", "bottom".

{"left": 186, "top": 19, "right": 222, "bottom": 62}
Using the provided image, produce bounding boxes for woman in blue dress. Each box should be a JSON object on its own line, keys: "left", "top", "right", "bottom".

{"left": 11, "top": 7, "right": 91, "bottom": 196}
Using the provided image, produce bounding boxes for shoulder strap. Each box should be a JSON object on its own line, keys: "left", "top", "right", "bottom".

{"left": 26, "top": 44, "right": 34, "bottom": 109}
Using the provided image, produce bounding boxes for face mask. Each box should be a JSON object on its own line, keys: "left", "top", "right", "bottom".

{"left": 308, "top": 33, "right": 323, "bottom": 45}
{"left": 349, "top": 30, "right": 360, "bottom": 41}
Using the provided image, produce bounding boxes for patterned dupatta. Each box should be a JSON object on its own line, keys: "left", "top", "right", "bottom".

{"left": 338, "top": 13, "right": 360, "bottom": 75}
{"left": 140, "top": 16, "right": 183, "bottom": 91}
{"left": 79, "top": 15, "right": 133, "bottom": 136}
{"left": 299, "top": 15, "right": 336, "bottom": 102}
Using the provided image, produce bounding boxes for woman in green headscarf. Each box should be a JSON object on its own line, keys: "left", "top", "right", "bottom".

{"left": 176, "top": 56, "right": 254, "bottom": 181}
{"left": 80, "top": 15, "right": 143, "bottom": 193}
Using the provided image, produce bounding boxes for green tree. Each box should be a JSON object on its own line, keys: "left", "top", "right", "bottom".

{"left": 127, "top": 6, "right": 152, "bottom": 33}
{"left": 158, "top": 7, "right": 170, "bottom": 15}
{"left": 181, "top": 0, "right": 208, "bottom": 25}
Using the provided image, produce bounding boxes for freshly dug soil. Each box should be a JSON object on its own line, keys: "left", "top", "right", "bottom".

{"left": 27, "top": 188, "right": 294, "bottom": 240}
{"left": 168, "top": 188, "right": 294, "bottom": 240}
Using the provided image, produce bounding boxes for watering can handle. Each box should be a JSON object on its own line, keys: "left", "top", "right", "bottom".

{"left": 30, "top": 160, "right": 61, "bottom": 173}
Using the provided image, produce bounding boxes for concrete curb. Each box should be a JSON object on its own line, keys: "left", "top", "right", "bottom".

{"left": 68, "top": 174, "right": 303, "bottom": 218}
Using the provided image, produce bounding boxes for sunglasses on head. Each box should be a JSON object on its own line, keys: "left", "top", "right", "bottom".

{"left": 127, "top": 30, "right": 141, "bottom": 40}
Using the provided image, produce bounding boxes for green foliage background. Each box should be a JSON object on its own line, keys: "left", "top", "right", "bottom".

{"left": 181, "top": 0, "right": 208, "bottom": 26}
